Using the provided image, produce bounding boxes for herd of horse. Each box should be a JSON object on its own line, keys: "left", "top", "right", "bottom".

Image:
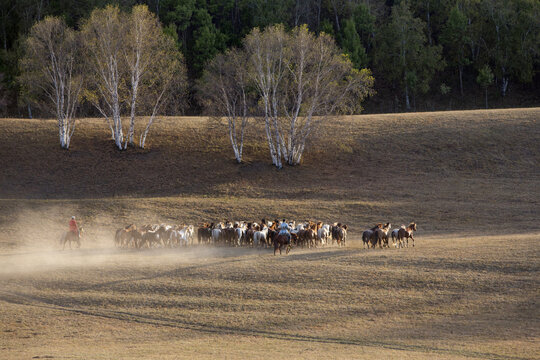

{"left": 115, "top": 220, "right": 349, "bottom": 255}
{"left": 112, "top": 219, "right": 417, "bottom": 255}
{"left": 362, "top": 222, "right": 418, "bottom": 249}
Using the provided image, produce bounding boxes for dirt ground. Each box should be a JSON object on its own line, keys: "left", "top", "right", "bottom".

{"left": 1, "top": 234, "right": 538, "bottom": 359}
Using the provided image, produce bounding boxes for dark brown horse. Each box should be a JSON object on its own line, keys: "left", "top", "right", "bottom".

{"left": 370, "top": 223, "right": 391, "bottom": 248}
{"left": 197, "top": 223, "right": 212, "bottom": 244}
{"left": 244, "top": 223, "right": 256, "bottom": 246}
{"left": 397, "top": 222, "right": 417, "bottom": 248}
{"left": 334, "top": 224, "right": 348, "bottom": 247}
{"left": 362, "top": 223, "right": 383, "bottom": 248}
{"left": 273, "top": 233, "right": 291, "bottom": 255}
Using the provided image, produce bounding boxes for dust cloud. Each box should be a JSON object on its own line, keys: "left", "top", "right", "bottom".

{"left": 0, "top": 207, "right": 238, "bottom": 276}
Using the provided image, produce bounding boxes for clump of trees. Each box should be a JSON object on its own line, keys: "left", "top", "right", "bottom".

{"left": 199, "top": 25, "right": 374, "bottom": 167}
{"left": 14, "top": 0, "right": 540, "bottom": 163}
{"left": 4, "top": 0, "right": 539, "bottom": 117}
{"left": 20, "top": 4, "right": 187, "bottom": 150}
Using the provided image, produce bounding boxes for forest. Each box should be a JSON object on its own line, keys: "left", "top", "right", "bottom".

{"left": 1, "top": 0, "right": 539, "bottom": 117}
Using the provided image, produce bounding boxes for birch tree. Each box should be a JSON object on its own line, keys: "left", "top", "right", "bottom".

{"left": 244, "top": 25, "right": 288, "bottom": 168}
{"left": 81, "top": 5, "right": 126, "bottom": 149}
{"left": 197, "top": 48, "right": 253, "bottom": 163}
{"left": 138, "top": 30, "right": 186, "bottom": 149}
{"left": 124, "top": 5, "right": 171, "bottom": 149}
{"left": 19, "top": 16, "right": 83, "bottom": 149}
{"left": 244, "top": 25, "right": 374, "bottom": 167}
{"left": 82, "top": 5, "right": 187, "bottom": 150}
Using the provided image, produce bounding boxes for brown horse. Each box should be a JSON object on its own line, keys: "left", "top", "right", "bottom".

{"left": 197, "top": 223, "right": 212, "bottom": 245}
{"left": 115, "top": 224, "right": 136, "bottom": 248}
{"left": 273, "top": 233, "right": 291, "bottom": 255}
{"left": 61, "top": 227, "right": 83, "bottom": 250}
{"left": 369, "top": 223, "right": 391, "bottom": 248}
{"left": 334, "top": 224, "right": 348, "bottom": 247}
{"left": 397, "top": 222, "right": 417, "bottom": 248}
{"left": 298, "top": 227, "right": 317, "bottom": 248}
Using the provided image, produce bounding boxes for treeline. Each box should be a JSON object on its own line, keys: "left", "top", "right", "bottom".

{"left": 1, "top": 0, "right": 539, "bottom": 116}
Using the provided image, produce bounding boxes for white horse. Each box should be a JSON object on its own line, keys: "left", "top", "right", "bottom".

{"left": 185, "top": 225, "right": 194, "bottom": 245}
{"left": 253, "top": 226, "right": 268, "bottom": 247}
{"left": 292, "top": 223, "right": 305, "bottom": 234}
{"left": 169, "top": 226, "right": 187, "bottom": 247}
{"left": 235, "top": 225, "right": 245, "bottom": 246}
{"left": 317, "top": 225, "right": 331, "bottom": 246}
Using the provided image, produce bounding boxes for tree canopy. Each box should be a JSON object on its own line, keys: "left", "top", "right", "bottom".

{"left": 2, "top": 0, "right": 539, "bottom": 116}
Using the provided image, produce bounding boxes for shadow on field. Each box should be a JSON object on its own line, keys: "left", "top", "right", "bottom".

{"left": 0, "top": 289, "right": 527, "bottom": 360}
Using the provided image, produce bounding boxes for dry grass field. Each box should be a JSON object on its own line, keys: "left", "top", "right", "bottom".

{"left": 0, "top": 108, "right": 539, "bottom": 359}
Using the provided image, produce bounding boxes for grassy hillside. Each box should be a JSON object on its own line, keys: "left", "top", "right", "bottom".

{"left": 1, "top": 109, "right": 539, "bottom": 359}
{"left": 0, "top": 108, "right": 538, "bottom": 248}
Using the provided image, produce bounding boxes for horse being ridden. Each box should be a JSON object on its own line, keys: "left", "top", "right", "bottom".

{"left": 278, "top": 220, "right": 291, "bottom": 242}
{"left": 274, "top": 219, "right": 292, "bottom": 255}
{"left": 62, "top": 216, "right": 81, "bottom": 250}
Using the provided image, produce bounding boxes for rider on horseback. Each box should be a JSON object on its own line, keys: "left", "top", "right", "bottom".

{"left": 69, "top": 216, "right": 79, "bottom": 237}
{"left": 278, "top": 219, "right": 291, "bottom": 242}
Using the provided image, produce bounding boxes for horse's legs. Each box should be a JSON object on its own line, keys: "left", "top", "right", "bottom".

{"left": 411, "top": 235, "right": 414, "bottom": 247}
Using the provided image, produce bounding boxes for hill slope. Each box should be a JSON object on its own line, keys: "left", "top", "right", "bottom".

{"left": 0, "top": 108, "right": 538, "bottom": 247}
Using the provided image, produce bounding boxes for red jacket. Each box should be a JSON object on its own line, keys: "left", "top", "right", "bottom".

{"left": 69, "top": 219, "right": 78, "bottom": 232}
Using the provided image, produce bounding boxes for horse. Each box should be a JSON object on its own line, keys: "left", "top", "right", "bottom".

{"left": 185, "top": 225, "right": 195, "bottom": 245}
{"left": 331, "top": 222, "right": 347, "bottom": 244}
{"left": 198, "top": 223, "right": 212, "bottom": 245}
{"left": 142, "top": 228, "right": 161, "bottom": 248}
{"left": 291, "top": 223, "right": 305, "bottom": 234}
{"left": 362, "top": 223, "right": 383, "bottom": 248}
{"left": 267, "top": 228, "right": 278, "bottom": 247}
{"left": 244, "top": 223, "right": 256, "bottom": 246}
{"left": 212, "top": 223, "right": 223, "bottom": 245}
{"left": 253, "top": 225, "right": 268, "bottom": 247}
{"left": 334, "top": 224, "right": 347, "bottom": 247}
{"left": 115, "top": 224, "right": 136, "bottom": 248}
{"left": 61, "top": 227, "right": 83, "bottom": 250}
{"left": 234, "top": 224, "right": 245, "bottom": 246}
{"left": 370, "top": 223, "right": 391, "bottom": 248}
{"left": 273, "top": 233, "right": 291, "bottom": 255}
{"left": 391, "top": 228, "right": 400, "bottom": 247}
{"left": 221, "top": 226, "right": 236, "bottom": 246}
{"left": 169, "top": 226, "right": 189, "bottom": 247}
{"left": 397, "top": 222, "right": 417, "bottom": 248}
{"left": 317, "top": 224, "right": 331, "bottom": 246}
{"left": 297, "top": 227, "right": 316, "bottom": 248}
